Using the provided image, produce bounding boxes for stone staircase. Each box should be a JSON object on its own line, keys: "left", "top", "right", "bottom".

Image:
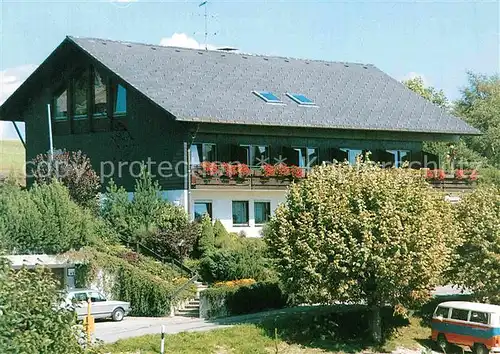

{"left": 174, "top": 281, "right": 208, "bottom": 318}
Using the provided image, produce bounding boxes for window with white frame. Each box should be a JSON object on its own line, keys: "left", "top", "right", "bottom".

{"left": 191, "top": 143, "right": 217, "bottom": 165}
{"left": 194, "top": 201, "right": 212, "bottom": 221}
{"left": 254, "top": 201, "right": 271, "bottom": 225}
{"left": 232, "top": 201, "right": 249, "bottom": 226}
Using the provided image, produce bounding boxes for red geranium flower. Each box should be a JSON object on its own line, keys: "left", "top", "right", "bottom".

{"left": 237, "top": 163, "right": 251, "bottom": 178}
{"left": 200, "top": 161, "right": 219, "bottom": 177}
{"left": 468, "top": 169, "right": 478, "bottom": 181}
{"left": 455, "top": 169, "right": 465, "bottom": 180}
{"left": 221, "top": 162, "right": 237, "bottom": 178}
{"left": 275, "top": 163, "right": 291, "bottom": 177}
{"left": 436, "top": 169, "right": 446, "bottom": 181}
{"left": 290, "top": 165, "right": 305, "bottom": 179}
{"left": 261, "top": 163, "right": 275, "bottom": 177}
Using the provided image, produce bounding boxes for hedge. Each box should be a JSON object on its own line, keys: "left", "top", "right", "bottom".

{"left": 200, "top": 281, "right": 287, "bottom": 319}
{"left": 70, "top": 245, "right": 196, "bottom": 317}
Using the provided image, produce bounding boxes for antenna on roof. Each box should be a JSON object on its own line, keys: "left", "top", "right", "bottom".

{"left": 199, "top": 1, "right": 209, "bottom": 50}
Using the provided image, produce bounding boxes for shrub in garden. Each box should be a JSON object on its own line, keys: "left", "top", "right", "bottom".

{"left": 102, "top": 171, "right": 196, "bottom": 259}
{"left": 31, "top": 150, "right": 101, "bottom": 211}
{"left": 0, "top": 258, "right": 84, "bottom": 353}
{"left": 71, "top": 245, "right": 196, "bottom": 317}
{"left": 196, "top": 215, "right": 215, "bottom": 256}
{"left": 199, "top": 238, "right": 275, "bottom": 283}
{"left": 201, "top": 280, "right": 287, "bottom": 318}
{"left": 0, "top": 181, "right": 106, "bottom": 254}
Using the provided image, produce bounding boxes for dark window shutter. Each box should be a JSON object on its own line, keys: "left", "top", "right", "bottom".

{"left": 331, "top": 148, "right": 348, "bottom": 163}
{"left": 231, "top": 145, "right": 249, "bottom": 164}
{"left": 283, "top": 147, "right": 299, "bottom": 166}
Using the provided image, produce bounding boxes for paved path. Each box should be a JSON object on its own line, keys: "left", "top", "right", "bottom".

{"left": 95, "top": 316, "right": 230, "bottom": 343}
{"left": 95, "top": 306, "right": 322, "bottom": 343}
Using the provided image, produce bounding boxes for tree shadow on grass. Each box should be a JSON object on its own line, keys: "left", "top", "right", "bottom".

{"left": 210, "top": 305, "right": 409, "bottom": 353}
{"left": 415, "top": 338, "right": 465, "bottom": 354}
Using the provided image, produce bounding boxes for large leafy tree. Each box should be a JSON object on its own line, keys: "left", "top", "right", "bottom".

{"left": 403, "top": 76, "right": 484, "bottom": 170}
{"left": 404, "top": 73, "right": 500, "bottom": 185}
{"left": 0, "top": 258, "right": 84, "bottom": 353}
{"left": 454, "top": 73, "right": 500, "bottom": 168}
{"left": 403, "top": 76, "right": 448, "bottom": 108}
{"left": 265, "top": 163, "right": 457, "bottom": 342}
{"left": 447, "top": 186, "right": 500, "bottom": 302}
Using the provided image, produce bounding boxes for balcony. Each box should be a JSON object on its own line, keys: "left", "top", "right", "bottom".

{"left": 190, "top": 162, "right": 306, "bottom": 190}
{"left": 190, "top": 162, "right": 479, "bottom": 192}
{"left": 425, "top": 169, "right": 478, "bottom": 193}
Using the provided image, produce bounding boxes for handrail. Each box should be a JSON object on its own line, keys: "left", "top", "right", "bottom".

{"left": 115, "top": 234, "right": 200, "bottom": 306}
{"left": 171, "top": 274, "right": 199, "bottom": 300}
{"left": 115, "top": 234, "right": 195, "bottom": 277}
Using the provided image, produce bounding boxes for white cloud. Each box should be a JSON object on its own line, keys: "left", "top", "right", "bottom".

{"left": 0, "top": 64, "right": 38, "bottom": 105}
{"left": 0, "top": 64, "right": 36, "bottom": 140}
{"left": 159, "top": 33, "right": 216, "bottom": 50}
{"left": 401, "top": 72, "right": 430, "bottom": 86}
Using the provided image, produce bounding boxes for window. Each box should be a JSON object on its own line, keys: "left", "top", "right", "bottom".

{"left": 72, "top": 292, "right": 88, "bottom": 302}
{"left": 191, "top": 143, "right": 217, "bottom": 165}
{"left": 72, "top": 70, "right": 89, "bottom": 119}
{"left": 253, "top": 91, "right": 282, "bottom": 104}
{"left": 386, "top": 150, "right": 411, "bottom": 168}
{"left": 232, "top": 201, "right": 249, "bottom": 226}
{"left": 194, "top": 202, "right": 212, "bottom": 221}
{"left": 93, "top": 70, "right": 107, "bottom": 117}
{"left": 286, "top": 93, "right": 315, "bottom": 106}
{"left": 434, "top": 306, "right": 450, "bottom": 318}
{"left": 470, "top": 311, "right": 489, "bottom": 325}
{"left": 339, "top": 148, "right": 363, "bottom": 165}
{"left": 251, "top": 145, "right": 270, "bottom": 166}
{"left": 112, "top": 84, "right": 127, "bottom": 115}
{"left": 254, "top": 201, "right": 271, "bottom": 225}
{"left": 231, "top": 145, "right": 269, "bottom": 166}
{"left": 450, "top": 308, "right": 469, "bottom": 321}
{"left": 89, "top": 291, "right": 106, "bottom": 302}
{"left": 284, "top": 147, "right": 318, "bottom": 168}
{"left": 54, "top": 88, "right": 68, "bottom": 121}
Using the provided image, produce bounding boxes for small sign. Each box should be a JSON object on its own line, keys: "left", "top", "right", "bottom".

{"left": 67, "top": 268, "right": 75, "bottom": 277}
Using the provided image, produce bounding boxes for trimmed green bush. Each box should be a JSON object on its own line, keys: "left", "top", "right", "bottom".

{"left": 0, "top": 181, "right": 109, "bottom": 254}
{"left": 201, "top": 281, "right": 287, "bottom": 318}
{"left": 199, "top": 237, "right": 276, "bottom": 283}
{"left": 71, "top": 245, "right": 196, "bottom": 317}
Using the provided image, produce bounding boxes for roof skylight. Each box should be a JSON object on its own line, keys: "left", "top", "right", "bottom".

{"left": 253, "top": 91, "right": 282, "bottom": 104}
{"left": 286, "top": 93, "right": 315, "bottom": 106}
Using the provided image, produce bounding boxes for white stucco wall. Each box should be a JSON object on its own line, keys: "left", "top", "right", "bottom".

{"left": 190, "top": 189, "right": 287, "bottom": 237}
{"left": 121, "top": 189, "right": 189, "bottom": 212}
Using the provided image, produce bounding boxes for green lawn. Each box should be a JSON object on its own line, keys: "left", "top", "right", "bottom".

{"left": 0, "top": 139, "right": 25, "bottom": 179}
{"left": 101, "top": 313, "right": 435, "bottom": 354}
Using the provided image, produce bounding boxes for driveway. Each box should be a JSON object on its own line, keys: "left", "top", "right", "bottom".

{"left": 95, "top": 306, "right": 318, "bottom": 343}
{"left": 95, "top": 316, "right": 230, "bottom": 343}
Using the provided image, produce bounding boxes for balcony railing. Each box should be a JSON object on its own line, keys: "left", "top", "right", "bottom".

{"left": 190, "top": 163, "right": 479, "bottom": 192}
{"left": 191, "top": 162, "right": 307, "bottom": 190}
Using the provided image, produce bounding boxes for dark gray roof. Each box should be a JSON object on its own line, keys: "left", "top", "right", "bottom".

{"left": 69, "top": 36, "right": 479, "bottom": 135}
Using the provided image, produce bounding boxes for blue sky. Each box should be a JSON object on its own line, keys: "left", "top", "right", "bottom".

{"left": 0, "top": 0, "right": 499, "bottom": 140}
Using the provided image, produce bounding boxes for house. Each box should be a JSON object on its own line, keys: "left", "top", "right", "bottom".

{"left": 5, "top": 254, "right": 78, "bottom": 289}
{"left": 0, "top": 36, "right": 479, "bottom": 237}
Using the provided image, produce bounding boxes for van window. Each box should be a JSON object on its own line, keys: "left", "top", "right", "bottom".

{"left": 451, "top": 308, "right": 469, "bottom": 321}
{"left": 470, "top": 311, "right": 489, "bottom": 325}
{"left": 435, "top": 306, "right": 450, "bottom": 318}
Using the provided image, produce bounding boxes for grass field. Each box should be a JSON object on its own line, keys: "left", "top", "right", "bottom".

{"left": 0, "top": 139, "right": 25, "bottom": 179}
{"left": 101, "top": 314, "right": 435, "bottom": 354}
